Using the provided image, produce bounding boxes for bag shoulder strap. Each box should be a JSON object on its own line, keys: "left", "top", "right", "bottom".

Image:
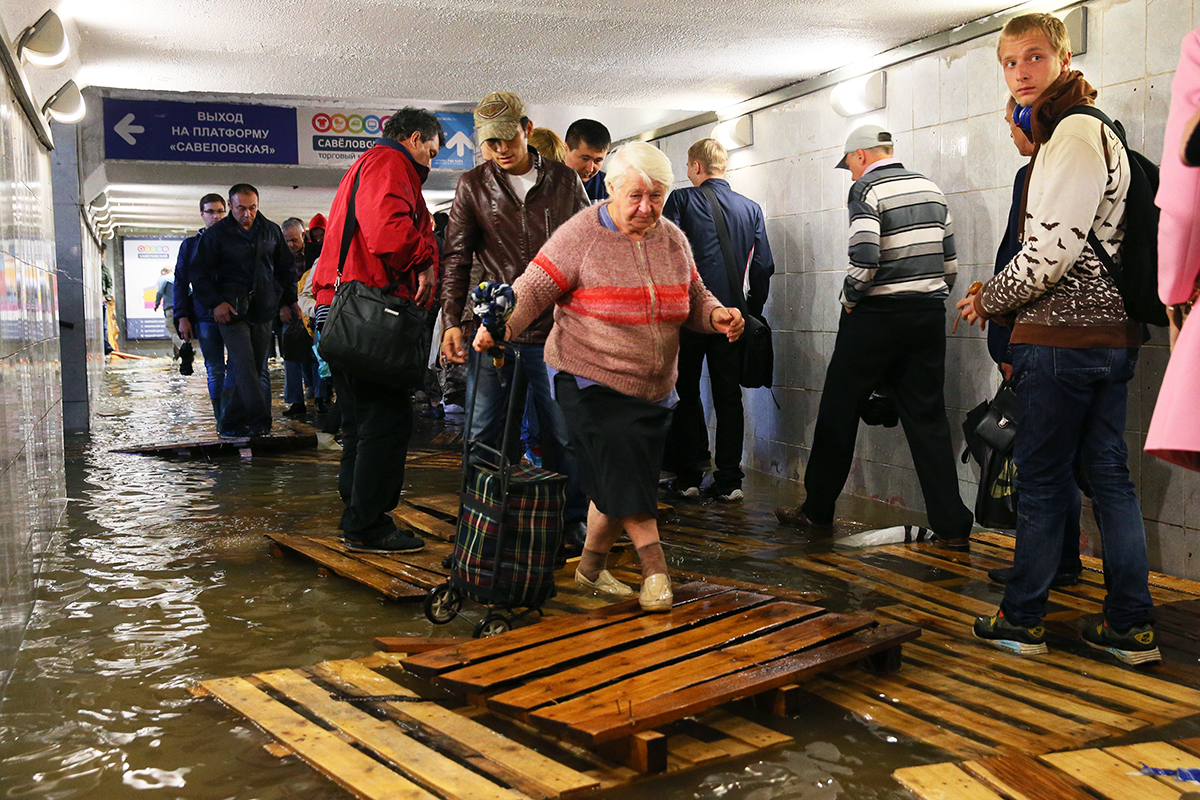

{"left": 698, "top": 184, "right": 748, "bottom": 314}
{"left": 336, "top": 167, "right": 363, "bottom": 281}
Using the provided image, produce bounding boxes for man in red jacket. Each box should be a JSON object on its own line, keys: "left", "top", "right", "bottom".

{"left": 313, "top": 107, "right": 443, "bottom": 554}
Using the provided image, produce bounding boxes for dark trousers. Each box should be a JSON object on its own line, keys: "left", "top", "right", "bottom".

{"left": 664, "top": 329, "right": 745, "bottom": 491}
{"left": 802, "top": 305, "right": 973, "bottom": 539}
{"left": 219, "top": 319, "right": 272, "bottom": 436}
{"left": 333, "top": 370, "right": 414, "bottom": 541}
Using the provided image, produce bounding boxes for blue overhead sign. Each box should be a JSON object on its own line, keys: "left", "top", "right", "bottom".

{"left": 433, "top": 112, "right": 475, "bottom": 171}
{"left": 104, "top": 98, "right": 298, "bottom": 164}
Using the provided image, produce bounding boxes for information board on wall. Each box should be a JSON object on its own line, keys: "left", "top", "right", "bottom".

{"left": 123, "top": 237, "right": 184, "bottom": 339}
{"left": 105, "top": 98, "right": 475, "bottom": 171}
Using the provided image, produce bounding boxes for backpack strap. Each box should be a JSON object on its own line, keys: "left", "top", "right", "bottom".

{"left": 1057, "top": 106, "right": 1127, "bottom": 284}
{"left": 698, "top": 183, "right": 748, "bottom": 315}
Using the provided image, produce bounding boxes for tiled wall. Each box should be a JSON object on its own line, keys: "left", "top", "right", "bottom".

{"left": 0, "top": 83, "right": 67, "bottom": 696}
{"left": 655, "top": 0, "right": 1200, "bottom": 579}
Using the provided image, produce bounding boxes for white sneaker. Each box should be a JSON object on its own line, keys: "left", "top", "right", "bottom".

{"left": 639, "top": 573, "right": 673, "bottom": 612}
{"left": 715, "top": 488, "right": 744, "bottom": 502}
{"left": 316, "top": 432, "right": 342, "bottom": 451}
{"left": 575, "top": 569, "right": 635, "bottom": 598}
{"left": 679, "top": 485, "right": 701, "bottom": 499}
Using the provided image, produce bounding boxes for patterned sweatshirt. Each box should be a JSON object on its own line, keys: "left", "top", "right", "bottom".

{"left": 506, "top": 205, "right": 722, "bottom": 401}
{"left": 976, "top": 113, "right": 1137, "bottom": 347}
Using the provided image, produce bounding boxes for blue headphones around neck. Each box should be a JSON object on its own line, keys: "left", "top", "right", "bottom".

{"left": 1012, "top": 104, "right": 1033, "bottom": 134}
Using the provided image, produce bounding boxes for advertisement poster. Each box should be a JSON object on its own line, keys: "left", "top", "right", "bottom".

{"left": 296, "top": 107, "right": 475, "bottom": 170}
{"left": 123, "top": 237, "right": 183, "bottom": 339}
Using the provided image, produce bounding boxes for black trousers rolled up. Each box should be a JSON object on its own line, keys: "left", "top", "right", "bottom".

{"left": 801, "top": 304, "right": 973, "bottom": 539}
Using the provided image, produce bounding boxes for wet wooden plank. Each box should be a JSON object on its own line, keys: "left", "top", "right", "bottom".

{"left": 814, "top": 553, "right": 1000, "bottom": 617}
{"left": 394, "top": 505, "right": 457, "bottom": 543}
{"left": 266, "top": 533, "right": 425, "bottom": 599}
{"left": 374, "top": 637, "right": 472, "bottom": 654}
{"left": 440, "top": 590, "right": 790, "bottom": 696}
{"left": 253, "top": 669, "right": 527, "bottom": 800}
{"left": 313, "top": 658, "right": 599, "bottom": 798}
{"left": 402, "top": 582, "right": 734, "bottom": 679}
{"left": 700, "top": 708, "right": 793, "bottom": 749}
{"left": 666, "top": 733, "right": 731, "bottom": 765}
{"left": 406, "top": 493, "right": 461, "bottom": 519}
{"left": 484, "top": 601, "right": 822, "bottom": 717}
{"left": 1104, "top": 742, "right": 1200, "bottom": 789}
{"left": 532, "top": 621, "right": 915, "bottom": 746}
{"left": 201, "top": 676, "right": 438, "bottom": 800}
{"left": 320, "top": 537, "right": 446, "bottom": 588}
{"left": 1040, "top": 748, "right": 1180, "bottom": 800}
{"left": 963, "top": 754, "right": 1097, "bottom": 800}
{"left": 1176, "top": 736, "right": 1200, "bottom": 758}
{"left": 893, "top": 763, "right": 1005, "bottom": 799}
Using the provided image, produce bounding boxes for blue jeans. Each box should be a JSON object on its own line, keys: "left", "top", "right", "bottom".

{"left": 1001, "top": 345, "right": 1154, "bottom": 629}
{"left": 195, "top": 320, "right": 227, "bottom": 402}
{"left": 466, "top": 344, "right": 585, "bottom": 523}
{"left": 219, "top": 319, "right": 272, "bottom": 436}
{"left": 284, "top": 360, "right": 322, "bottom": 405}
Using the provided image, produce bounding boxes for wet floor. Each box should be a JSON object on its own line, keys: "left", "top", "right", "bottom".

{"left": 0, "top": 353, "right": 961, "bottom": 799}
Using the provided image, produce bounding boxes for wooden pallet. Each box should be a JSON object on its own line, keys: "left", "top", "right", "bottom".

{"left": 197, "top": 651, "right": 797, "bottom": 800}
{"left": 782, "top": 536, "right": 1200, "bottom": 761}
{"left": 895, "top": 737, "right": 1200, "bottom": 799}
{"left": 400, "top": 581, "right": 918, "bottom": 771}
{"left": 113, "top": 431, "right": 317, "bottom": 457}
{"left": 267, "top": 533, "right": 450, "bottom": 599}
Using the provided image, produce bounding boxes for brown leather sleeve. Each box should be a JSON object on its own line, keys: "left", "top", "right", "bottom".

{"left": 439, "top": 174, "right": 481, "bottom": 331}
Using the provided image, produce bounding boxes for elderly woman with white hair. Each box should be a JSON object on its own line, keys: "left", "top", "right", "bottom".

{"left": 473, "top": 141, "right": 744, "bottom": 612}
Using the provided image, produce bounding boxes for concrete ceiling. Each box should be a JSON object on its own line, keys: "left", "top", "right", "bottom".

{"left": 3, "top": 0, "right": 1021, "bottom": 235}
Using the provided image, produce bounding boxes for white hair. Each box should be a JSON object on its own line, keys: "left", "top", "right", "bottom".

{"left": 604, "top": 142, "right": 674, "bottom": 196}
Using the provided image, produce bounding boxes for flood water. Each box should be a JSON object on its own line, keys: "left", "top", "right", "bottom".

{"left": 0, "top": 356, "right": 951, "bottom": 799}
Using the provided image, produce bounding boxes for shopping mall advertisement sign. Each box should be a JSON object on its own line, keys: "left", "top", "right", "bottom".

{"left": 297, "top": 107, "right": 475, "bottom": 170}
{"left": 123, "top": 237, "right": 183, "bottom": 339}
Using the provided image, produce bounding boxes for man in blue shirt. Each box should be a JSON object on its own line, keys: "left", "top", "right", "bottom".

{"left": 662, "top": 138, "right": 774, "bottom": 501}
{"left": 564, "top": 119, "right": 611, "bottom": 202}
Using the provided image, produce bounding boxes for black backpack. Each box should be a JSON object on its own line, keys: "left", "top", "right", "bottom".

{"left": 1059, "top": 106, "right": 1166, "bottom": 326}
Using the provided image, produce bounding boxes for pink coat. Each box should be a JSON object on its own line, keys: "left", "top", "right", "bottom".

{"left": 1147, "top": 29, "right": 1200, "bottom": 471}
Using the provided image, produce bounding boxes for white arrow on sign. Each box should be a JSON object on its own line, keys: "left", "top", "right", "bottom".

{"left": 446, "top": 130, "right": 475, "bottom": 158}
{"left": 114, "top": 113, "right": 145, "bottom": 146}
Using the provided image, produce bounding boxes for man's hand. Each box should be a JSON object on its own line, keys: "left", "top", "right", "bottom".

{"left": 154, "top": 302, "right": 161, "bottom": 312}
{"left": 213, "top": 302, "right": 236, "bottom": 324}
{"left": 279, "top": 304, "right": 294, "bottom": 323}
{"left": 954, "top": 295, "right": 985, "bottom": 331}
{"left": 414, "top": 266, "right": 434, "bottom": 306}
{"left": 999, "top": 362, "right": 1014, "bottom": 381}
{"left": 178, "top": 318, "right": 193, "bottom": 340}
{"left": 441, "top": 326, "right": 467, "bottom": 364}
{"left": 711, "top": 307, "right": 745, "bottom": 342}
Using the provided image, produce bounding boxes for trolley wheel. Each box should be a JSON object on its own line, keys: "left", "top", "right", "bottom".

{"left": 473, "top": 614, "right": 512, "bottom": 639}
{"left": 423, "top": 584, "right": 461, "bottom": 625}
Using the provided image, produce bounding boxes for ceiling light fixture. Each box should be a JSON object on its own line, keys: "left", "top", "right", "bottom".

{"left": 17, "top": 10, "right": 70, "bottom": 68}
{"left": 42, "top": 80, "right": 86, "bottom": 123}
{"left": 713, "top": 116, "right": 753, "bottom": 151}
{"left": 831, "top": 71, "right": 887, "bottom": 118}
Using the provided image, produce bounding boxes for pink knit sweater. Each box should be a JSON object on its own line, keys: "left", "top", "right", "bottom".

{"left": 506, "top": 205, "right": 722, "bottom": 401}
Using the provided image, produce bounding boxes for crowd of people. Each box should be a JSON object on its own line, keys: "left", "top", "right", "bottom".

{"left": 165, "top": 12, "right": 1194, "bottom": 662}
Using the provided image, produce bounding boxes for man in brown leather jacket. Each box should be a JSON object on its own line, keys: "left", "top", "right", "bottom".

{"left": 440, "top": 91, "right": 591, "bottom": 549}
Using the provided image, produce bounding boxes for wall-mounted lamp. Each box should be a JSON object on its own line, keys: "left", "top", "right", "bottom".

{"left": 712, "top": 116, "right": 753, "bottom": 151}
{"left": 42, "top": 80, "right": 86, "bottom": 123}
{"left": 17, "top": 10, "right": 69, "bottom": 68}
{"left": 830, "top": 71, "right": 887, "bottom": 118}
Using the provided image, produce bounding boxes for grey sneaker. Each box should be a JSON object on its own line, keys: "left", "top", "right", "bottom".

{"left": 345, "top": 529, "right": 425, "bottom": 554}
{"left": 714, "top": 488, "right": 744, "bottom": 502}
{"left": 1081, "top": 618, "right": 1161, "bottom": 665}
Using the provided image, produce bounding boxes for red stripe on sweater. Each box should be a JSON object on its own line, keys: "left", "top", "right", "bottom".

{"left": 532, "top": 253, "right": 570, "bottom": 292}
{"left": 562, "top": 283, "right": 691, "bottom": 324}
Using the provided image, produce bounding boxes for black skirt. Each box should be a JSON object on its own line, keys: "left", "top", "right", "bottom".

{"left": 554, "top": 372, "right": 672, "bottom": 519}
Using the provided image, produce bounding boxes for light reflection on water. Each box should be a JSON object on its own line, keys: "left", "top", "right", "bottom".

{"left": 0, "top": 360, "right": 932, "bottom": 799}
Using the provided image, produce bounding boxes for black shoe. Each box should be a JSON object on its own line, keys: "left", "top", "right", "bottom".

{"left": 282, "top": 402, "right": 307, "bottom": 418}
{"left": 315, "top": 398, "right": 329, "bottom": 414}
{"left": 345, "top": 529, "right": 425, "bottom": 554}
{"left": 973, "top": 610, "right": 1048, "bottom": 655}
{"left": 987, "top": 566, "right": 1081, "bottom": 587}
{"left": 1081, "top": 618, "right": 1161, "bottom": 665}
{"left": 774, "top": 506, "right": 834, "bottom": 532}
{"left": 561, "top": 521, "right": 586, "bottom": 557}
{"left": 933, "top": 534, "right": 971, "bottom": 551}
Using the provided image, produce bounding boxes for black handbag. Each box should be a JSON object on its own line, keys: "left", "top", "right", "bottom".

{"left": 961, "top": 382, "right": 1020, "bottom": 529}
{"left": 280, "top": 318, "right": 316, "bottom": 363}
{"left": 974, "top": 381, "right": 1019, "bottom": 453}
{"left": 699, "top": 184, "right": 773, "bottom": 389}
{"left": 317, "top": 166, "right": 431, "bottom": 389}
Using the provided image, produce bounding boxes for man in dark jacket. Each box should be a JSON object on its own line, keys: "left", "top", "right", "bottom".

{"left": 192, "top": 183, "right": 296, "bottom": 437}
{"left": 174, "top": 192, "right": 228, "bottom": 424}
{"left": 662, "top": 138, "right": 774, "bottom": 502}
{"left": 312, "top": 107, "right": 443, "bottom": 554}
{"left": 439, "top": 91, "right": 591, "bottom": 551}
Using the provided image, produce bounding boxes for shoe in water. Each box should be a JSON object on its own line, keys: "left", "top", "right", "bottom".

{"left": 713, "top": 487, "right": 744, "bottom": 502}
{"left": 973, "top": 610, "right": 1048, "bottom": 655}
{"left": 774, "top": 505, "right": 834, "bottom": 532}
{"left": 670, "top": 482, "right": 701, "bottom": 499}
{"left": 345, "top": 530, "right": 425, "bottom": 554}
{"left": 575, "top": 569, "right": 635, "bottom": 598}
{"left": 282, "top": 402, "right": 307, "bottom": 418}
{"left": 639, "top": 573, "right": 673, "bottom": 612}
{"left": 1081, "top": 618, "right": 1161, "bottom": 665}
{"left": 316, "top": 432, "right": 342, "bottom": 451}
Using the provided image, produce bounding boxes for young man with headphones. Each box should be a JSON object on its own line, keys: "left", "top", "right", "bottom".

{"left": 958, "top": 13, "right": 1158, "bottom": 664}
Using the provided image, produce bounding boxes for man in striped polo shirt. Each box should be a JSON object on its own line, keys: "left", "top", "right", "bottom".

{"left": 776, "top": 125, "right": 974, "bottom": 550}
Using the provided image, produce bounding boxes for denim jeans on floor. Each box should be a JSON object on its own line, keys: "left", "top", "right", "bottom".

{"left": 284, "top": 360, "right": 320, "bottom": 405}
{"left": 219, "top": 319, "right": 272, "bottom": 436}
{"left": 466, "top": 344, "right": 585, "bottom": 523}
{"left": 1001, "top": 344, "right": 1154, "bottom": 630}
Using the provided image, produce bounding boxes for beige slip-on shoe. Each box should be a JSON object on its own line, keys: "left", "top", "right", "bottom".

{"left": 639, "top": 573, "right": 673, "bottom": 613}
{"left": 575, "top": 569, "right": 636, "bottom": 598}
